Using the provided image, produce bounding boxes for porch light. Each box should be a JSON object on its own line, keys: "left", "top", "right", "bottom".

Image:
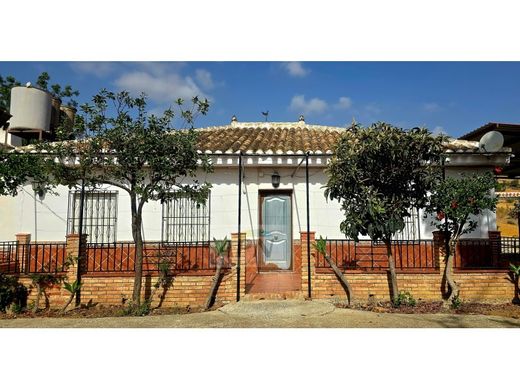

{"left": 271, "top": 172, "right": 280, "bottom": 188}
{"left": 31, "top": 180, "right": 46, "bottom": 200}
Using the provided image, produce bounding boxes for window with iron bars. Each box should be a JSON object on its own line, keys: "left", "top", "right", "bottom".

{"left": 392, "top": 208, "right": 421, "bottom": 240}
{"left": 67, "top": 190, "right": 118, "bottom": 243}
{"left": 162, "top": 192, "right": 210, "bottom": 243}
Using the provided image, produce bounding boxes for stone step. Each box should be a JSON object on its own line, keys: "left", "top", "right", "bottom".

{"left": 242, "top": 291, "right": 305, "bottom": 301}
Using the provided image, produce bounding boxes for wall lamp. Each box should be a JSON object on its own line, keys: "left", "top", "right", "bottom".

{"left": 271, "top": 172, "right": 280, "bottom": 188}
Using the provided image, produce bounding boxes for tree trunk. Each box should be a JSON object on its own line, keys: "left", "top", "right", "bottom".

{"left": 384, "top": 238, "right": 399, "bottom": 303}
{"left": 61, "top": 292, "right": 76, "bottom": 313}
{"left": 204, "top": 256, "right": 224, "bottom": 310}
{"left": 443, "top": 238, "right": 460, "bottom": 307}
{"left": 513, "top": 276, "right": 520, "bottom": 305}
{"left": 323, "top": 253, "right": 353, "bottom": 305}
{"left": 130, "top": 193, "right": 144, "bottom": 305}
{"left": 32, "top": 283, "right": 41, "bottom": 314}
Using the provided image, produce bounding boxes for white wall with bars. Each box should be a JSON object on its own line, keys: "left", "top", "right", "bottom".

{"left": 0, "top": 165, "right": 497, "bottom": 242}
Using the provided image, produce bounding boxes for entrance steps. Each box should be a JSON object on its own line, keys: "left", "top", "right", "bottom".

{"left": 242, "top": 291, "right": 305, "bottom": 301}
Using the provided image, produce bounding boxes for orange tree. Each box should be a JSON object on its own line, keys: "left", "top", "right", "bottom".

{"left": 324, "top": 122, "right": 444, "bottom": 303}
{"left": 46, "top": 89, "right": 211, "bottom": 308}
{"left": 424, "top": 172, "right": 497, "bottom": 305}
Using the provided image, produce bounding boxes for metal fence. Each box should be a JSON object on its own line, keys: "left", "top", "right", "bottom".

{"left": 500, "top": 236, "right": 520, "bottom": 264}
{"left": 315, "top": 239, "right": 437, "bottom": 271}
{"left": 0, "top": 241, "right": 18, "bottom": 274}
{"left": 0, "top": 242, "right": 68, "bottom": 274}
{"left": 85, "top": 240, "right": 231, "bottom": 273}
{"left": 315, "top": 237, "right": 516, "bottom": 271}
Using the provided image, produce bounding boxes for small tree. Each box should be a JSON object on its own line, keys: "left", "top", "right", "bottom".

{"left": 314, "top": 236, "right": 353, "bottom": 305}
{"left": 47, "top": 89, "right": 211, "bottom": 306}
{"left": 29, "top": 273, "right": 60, "bottom": 313}
{"left": 325, "top": 122, "right": 444, "bottom": 303}
{"left": 204, "top": 237, "right": 229, "bottom": 310}
{"left": 424, "top": 172, "right": 497, "bottom": 305}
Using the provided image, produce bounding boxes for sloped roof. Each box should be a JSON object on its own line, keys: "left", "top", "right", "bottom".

{"left": 195, "top": 120, "right": 508, "bottom": 155}
{"left": 196, "top": 121, "right": 343, "bottom": 154}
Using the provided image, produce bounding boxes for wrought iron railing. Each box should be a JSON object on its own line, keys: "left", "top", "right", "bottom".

{"left": 0, "top": 241, "right": 67, "bottom": 274}
{"left": 0, "top": 241, "right": 18, "bottom": 274}
{"left": 85, "top": 240, "right": 231, "bottom": 273}
{"left": 500, "top": 236, "right": 520, "bottom": 264}
{"left": 315, "top": 239, "right": 437, "bottom": 271}
{"left": 316, "top": 237, "right": 515, "bottom": 271}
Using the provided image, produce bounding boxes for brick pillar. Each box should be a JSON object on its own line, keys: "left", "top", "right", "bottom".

{"left": 301, "top": 231, "right": 316, "bottom": 298}
{"left": 433, "top": 230, "right": 448, "bottom": 275}
{"left": 15, "top": 233, "right": 31, "bottom": 274}
{"left": 488, "top": 230, "right": 501, "bottom": 268}
{"left": 65, "top": 233, "right": 87, "bottom": 307}
{"left": 65, "top": 234, "right": 87, "bottom": 279}
{"left": 231, "top": 232, "right": 246, "bottom": 300}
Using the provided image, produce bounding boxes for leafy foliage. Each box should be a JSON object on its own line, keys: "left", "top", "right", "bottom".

{"left": 450, "top": 294, "right": 462, "bottom": 309}
{"left": 0, "top": 148, "right": 55, "bottom": 197}
{"left": 0, "top": 75, "right": 21, "bottom": 111}
{"left": 1, "top": 71, "right": 80, "bottom": 111}
{"left": 508, "top": 200, "right": 520, "bottom": 219}
{"left": 325, "top": 122, "right": 445, "bottom": 242}
{"left": 44, "top": 89, "right": 212, "bottom": 304}
{"left": 424, "top": 172, "right": 498, "bottom": 239}
{"left": 35, "top": 72, "right": 80, "bottom": 108}
{"left": 314, "top": 236, "right": 328, "bottom": 256}
{"left": 392, "top": 291, "right": 417, "bottom": 307}
{"left": 0, "top": 273, "right": 28, "bottom": 312}
{"left": 213, "top": 236, "right": 229, "bottom": 257}
{"left": 63, "top": 279, "right": 81, "bottom": 295}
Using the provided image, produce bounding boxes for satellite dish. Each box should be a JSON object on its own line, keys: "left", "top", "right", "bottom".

{"left": 479, "top": 131, "right": 504, "bottom": 153}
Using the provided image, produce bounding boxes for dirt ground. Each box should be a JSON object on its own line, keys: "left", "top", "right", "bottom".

{"left": 1, "top": 300, "right": 520, "bottom": 328}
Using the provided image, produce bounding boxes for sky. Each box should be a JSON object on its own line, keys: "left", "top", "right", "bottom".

{"left": 1, "top": 61, "right": 520, "bottom": 137}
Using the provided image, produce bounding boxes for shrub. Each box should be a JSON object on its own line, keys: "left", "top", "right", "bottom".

{"left": 0, "top": 273, "right": 28, "bottom": 312}
{"left": 451, "top": 294, "right": 462, "bottom": 309}
{"left": 392, "top": 291, "right": 416, "bottom": 308}
{"left": 121, "top": 301, "right": 151, "bottom": 316}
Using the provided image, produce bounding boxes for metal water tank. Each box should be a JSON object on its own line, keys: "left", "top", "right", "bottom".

{"left": 9, "top": 86, "right": 52, "bottom": 132}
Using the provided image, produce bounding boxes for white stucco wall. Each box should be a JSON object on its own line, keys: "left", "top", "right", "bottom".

{"left": 0, "top": 164, "right": 499, "bottom": 242}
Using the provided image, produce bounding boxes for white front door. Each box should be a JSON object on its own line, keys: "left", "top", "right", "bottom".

{"left": 260, "top": 192, "right": 292, "bottom": 270}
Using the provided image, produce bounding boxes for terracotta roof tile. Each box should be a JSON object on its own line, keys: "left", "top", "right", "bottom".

{"left": 195, "top": 121, "right": 505, "bottom": 155}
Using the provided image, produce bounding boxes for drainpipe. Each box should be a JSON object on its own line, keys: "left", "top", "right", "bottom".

{"left": 306, "top": 152, "right": 311, "bottom": 298}
{"left": 237, "top": 152, "right": 243, "bottom": 302}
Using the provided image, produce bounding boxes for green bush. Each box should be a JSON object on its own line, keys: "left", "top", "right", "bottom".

{"left": 0, "top": 273, "right": 28, "bottom": 312}
{"left": 121, "top": 301, "right": 151, "bottom": 316}
{"left": 392, "top": 291, "right": 417, "bottom": 308}
{"left": 451, "top": 294, "right": 462, "bottom": 309}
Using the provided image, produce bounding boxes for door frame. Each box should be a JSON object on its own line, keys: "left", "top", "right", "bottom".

{"left": 258, "top": 189, "right": 293, "bottom": 271}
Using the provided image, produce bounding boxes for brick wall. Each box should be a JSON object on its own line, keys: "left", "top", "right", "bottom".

{"left": 16, "top": 271, "right": 239, "bottom": 310}
{"left": 312, "top": 271, "right": 514, "bottom": 302}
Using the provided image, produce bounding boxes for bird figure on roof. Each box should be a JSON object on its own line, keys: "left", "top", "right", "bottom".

{"left": 261, "top": 110, "right": 269, "bottom": 122}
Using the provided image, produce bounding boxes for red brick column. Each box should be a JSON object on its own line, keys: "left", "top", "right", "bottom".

{"left": 488, "top": 230, "right": 501, "bottom": 268}
{"left": 433, "top": 230, "right": 448, "bottom": 275}
{"left": 231, "top": 232, "right": 246, "bottom": 300}
{"left": 301, "top": 231, "right": 316, "bottom": 298}
{"left": 15, "top": 233, "right": 31, "bottom": 274}
{"left": 65, "top": 234, "right": 87, "bottom": 280}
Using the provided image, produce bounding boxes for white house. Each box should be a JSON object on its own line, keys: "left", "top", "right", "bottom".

{"left": 0, "top": 116, "right": 514, "bottom": 302}
{"left": 0, "top": 116, "right": 510, "bottom": 247}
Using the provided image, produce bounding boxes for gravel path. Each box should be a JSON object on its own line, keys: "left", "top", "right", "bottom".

{"left": 1, "top": 300, "right": 519, "bottom": 328}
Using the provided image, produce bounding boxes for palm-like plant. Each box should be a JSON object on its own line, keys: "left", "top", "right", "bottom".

{"left": 314, "top": 236, "right": 353, "bottom": 305}
{"left": 205, "top": 237, "right": 229, "bottom": 310}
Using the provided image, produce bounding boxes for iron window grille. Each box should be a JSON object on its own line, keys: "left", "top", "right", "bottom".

{"left": 162, "top": 192, "right": 210, "bottom": 243}
{"left": 393, "top": 208, "right": 421, "bottom": 240}
{"left": 67, "top": 190, "right": 118, "bottom": 244}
